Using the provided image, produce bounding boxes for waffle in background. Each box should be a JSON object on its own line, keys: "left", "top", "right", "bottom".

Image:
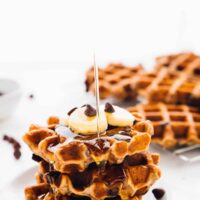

{"left": 128, "top": 103, "right": 200, "bottom": 149}
{"left": 85, "top": 53, "right": 200, "bottom": 106}
{"left": 85, "top": 63, "right": 144, "bottom": 100}
{"left": 155, "top": 52, "right": 200, "bottom": 78}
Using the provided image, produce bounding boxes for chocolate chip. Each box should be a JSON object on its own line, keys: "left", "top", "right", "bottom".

{"left": 67, "top": 107, "right": 77, "bottom": 116}
{"left": 14, "top": 150, "right": 21, "bottom": 160}
{"left": 152, "top": 188, "right": 165, "bottom": 199}
{"left": 29, "top": 94, "right": 34, "bottom": 99}
{"left": 14, "top": 142, "right": 21, "bottom": 149}
{"left": 0, "top": 92, "right": 4, "bottom": 96}
{"left": 194, "top": 68, "right": 200, "bottom": 75}
{"left": 3, "top": 134, "right": 21, "bottom": 160}
{"left": 105, "top": 102, "right": 115, "bottom": 113}
{"left": 32, "top": 154, "right": 43, "bottom": 162}
{"left": 84, "top": 105, "right": 96, "bottom": 117}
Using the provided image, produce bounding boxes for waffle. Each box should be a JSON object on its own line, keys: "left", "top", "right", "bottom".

{"left": 23, "top": 113, "right": 153, "bottom": 173}
{"left": 128, "top": 103, "right": 200, "bottom": 148}
{"left": 85, "top": 63, "right": 144, "bottom": 100}
{"left": 85, "top": 62, "right": 200, "bottom": 106}
{"left": 32, "top": 151, "right": 160, "bottom": 200}
{"left": 135, "top": 68, "right": 200, "bottom": 106}
{"left": 155, "top": 52, "right": 200, "bottom": 78}
{"left": 25, "top": 183, "right": 142, "bottom": 200}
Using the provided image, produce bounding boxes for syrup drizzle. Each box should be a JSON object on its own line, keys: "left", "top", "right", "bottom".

{"left": 93, "top": 52, "right": 101, "bottom": 138}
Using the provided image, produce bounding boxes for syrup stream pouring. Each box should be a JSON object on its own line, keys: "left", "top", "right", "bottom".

{"left": 93, "top": 52, "right": 101, "bottom": 138}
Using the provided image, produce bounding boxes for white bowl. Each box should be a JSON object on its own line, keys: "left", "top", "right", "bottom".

{"left": 0, "top": 79, "right": 22, "bottom": 120}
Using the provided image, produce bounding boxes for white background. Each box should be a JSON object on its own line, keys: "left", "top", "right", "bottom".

{"left": 0, "top": 0, "right": 200, "bottom": 64}
{"left": 0, "top": 0, "right": 200, "bottom": 199}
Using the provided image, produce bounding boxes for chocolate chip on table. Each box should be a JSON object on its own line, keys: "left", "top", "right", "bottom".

{"left": 29, "top": 94, "right": 34, "bottom": 99}
{"left": 14, "top": 150, "right": 21, "bottom": 160}
{"left": 152, "top": 188, "right": 165, "bottom": 199}
{"left": 3, "top": 134, "right": 22, "bottom": 160}
{"left": 105, "top": 102, "right": 115, "bottom": 113}
{"left": 67, "top": 107, "right": 77, "bottom": 116}
{"left": 84, "top": 105, "right": 96, "bottom": 117}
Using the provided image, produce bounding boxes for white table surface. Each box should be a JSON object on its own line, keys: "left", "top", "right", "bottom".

{"left": 0, "top": 63, "right": 199, "bottom": 200}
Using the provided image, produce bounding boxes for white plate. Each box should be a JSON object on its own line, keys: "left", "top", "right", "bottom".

{"left": 0, "top": 165, "right": 169, "bottom": 200}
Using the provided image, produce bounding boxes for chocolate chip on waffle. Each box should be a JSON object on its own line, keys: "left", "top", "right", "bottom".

{"left": 128, "top": 103, "right": 200, "bottom": 149}
{"left": 155, "top": 52, "right": 200, "bottom": 78}
{"left": 85, "top": 63, "right": 144, "bottom": 100}
{"left": 23, "top": 113, "right": 153, "bottom": 173}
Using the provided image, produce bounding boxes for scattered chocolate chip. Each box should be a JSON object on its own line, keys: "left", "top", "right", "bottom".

{"left": 105, "top": 102, "right": 115, "bottom": 113}
{"left": 29, "top": 94, "right": 34, "bottom": 99}
{"left": 0, "top": 92, "right": 4, "bottom": 96}
{"left": 152, "top": 188, "right": 165, "bottom": 199}
{"left": 32, "top": 154, "right": 43, "bottom": 162}
{"left": 14, "top": 150, "right": 21, "bottom": 160}
{"left": 84, "top": 105, "right": 96, "bottom": 117}
{"left": 67, "top": 107, "right": 77, "bottom": 116}
{"left": 3, "top": 134, "right": 21, "bottom": 160}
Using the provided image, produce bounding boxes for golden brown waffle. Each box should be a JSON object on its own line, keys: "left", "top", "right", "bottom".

{"left": 33, "top": 151, "right": 160, "bottom": 200}
{"left": 23, "top": 114, "right": 153, "bottom": 173}
{"left": 85, "top": 62, "right": 200, "bottom": 106}
{"left": 85, "top": 63, "right": 144, "bottom": 100}
{"left": 155, "top": 52, "right": 200, "bottom": 77}
{"left": 135, "top": 68, "right": 200, "bottom": 106}
{"left": 128, "top": 103, "right": 200, "bottom": 149}
{"left": 25, "top": 183, "right": 142, "bottom": 200}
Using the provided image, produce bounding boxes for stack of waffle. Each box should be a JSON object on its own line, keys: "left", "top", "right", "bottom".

{"left": 85, "top": 52, "right": 200, "bottom": 149}
{"left": 23, "top": 104, "right": 161, "bottom": 200}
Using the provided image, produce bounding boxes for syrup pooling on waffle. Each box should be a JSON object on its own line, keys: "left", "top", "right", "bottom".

{"left": 155, "top": 52, "right": 200, "bottom": 78}
{"left": 33, "top": 152, "right": 160, "bottom": 200}
{"left": 23, "top": 104, "right": 153, "bottom": 173}
{"left": 85, "top": 63, "right": 144, "bottom": 100}
{"left": 128, "top": 103, "right": 200, "bottom": 148}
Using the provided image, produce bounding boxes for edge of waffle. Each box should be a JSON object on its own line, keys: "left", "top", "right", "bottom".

{"left": 24, "top": 183, "right": 142, "bottom": 200}
{"left": 85, "top": 63, "right": 144, "bottom": 100}
{"left": 33, "top": 151, "right": 160, "bottom": 200}
{"left": 128, "top": 102, "right": 200, "bottom": 148}
{"left": 23, "top": 113, "right": 153, "bottom": 173}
